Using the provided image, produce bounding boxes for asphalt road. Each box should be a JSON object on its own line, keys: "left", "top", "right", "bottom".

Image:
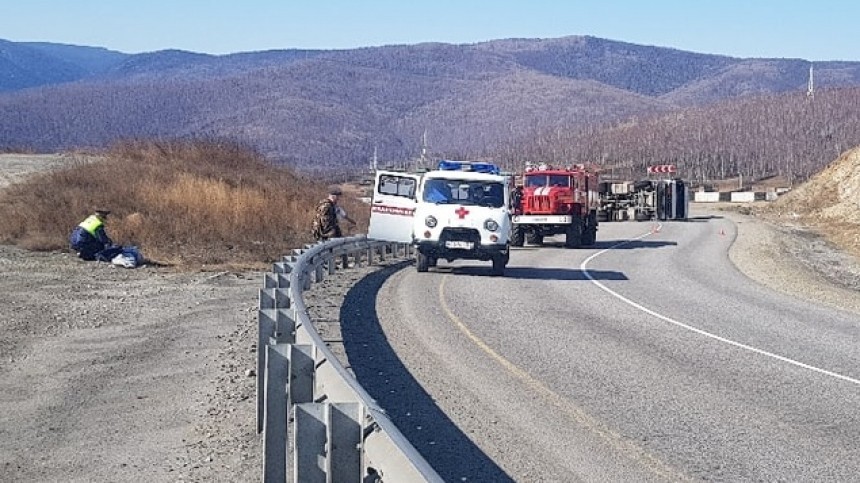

{"left": 347, "top": 213, "right": 860, "bottom": 482}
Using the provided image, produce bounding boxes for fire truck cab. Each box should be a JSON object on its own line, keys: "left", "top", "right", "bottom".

{"left": 511, "top": 162, "right": 600, "bottom": 248}
{"left": 368, "top": 160, "right": 513, "bottom": 275}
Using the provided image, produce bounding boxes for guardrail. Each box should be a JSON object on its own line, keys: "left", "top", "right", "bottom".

{"left": 257, "top": 235, "right": 443, "bottom": 482}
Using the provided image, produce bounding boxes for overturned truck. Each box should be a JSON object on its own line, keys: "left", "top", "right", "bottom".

{"left": 597, "top": 178, "right": 689, "bottom": 222}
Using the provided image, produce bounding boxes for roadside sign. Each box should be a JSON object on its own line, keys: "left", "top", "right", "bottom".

{"left": 647, "top": 165, "right": 676, "bottom": 174}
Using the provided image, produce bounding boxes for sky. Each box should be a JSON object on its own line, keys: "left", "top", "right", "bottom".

{"left": 2, "top": 0, "right": 857, "bottom": 61}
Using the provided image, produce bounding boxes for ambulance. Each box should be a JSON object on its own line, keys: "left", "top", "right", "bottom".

{"left": 367, "top": 160, "right": 512, "bottom": 275}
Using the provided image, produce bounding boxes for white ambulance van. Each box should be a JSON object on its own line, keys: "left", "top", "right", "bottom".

{"left": 368, "top": 160, "right": 512, "bottom": 275}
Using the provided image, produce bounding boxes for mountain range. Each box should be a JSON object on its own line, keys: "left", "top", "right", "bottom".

{"left": 2, "top": 36, "right": 859, "bottom": 172}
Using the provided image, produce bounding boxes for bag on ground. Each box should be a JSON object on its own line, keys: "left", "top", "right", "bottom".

{"left": 111, "top": 246, "right": 143, "bottom": 268}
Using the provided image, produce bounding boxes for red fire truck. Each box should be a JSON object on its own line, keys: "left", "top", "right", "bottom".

{"left": 510, "top": 163, "right": 600, "bottom": 248}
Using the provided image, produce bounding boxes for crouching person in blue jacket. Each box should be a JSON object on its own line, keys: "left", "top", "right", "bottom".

{"left": 69, "top": 210, "right": 123, "bottom": 262}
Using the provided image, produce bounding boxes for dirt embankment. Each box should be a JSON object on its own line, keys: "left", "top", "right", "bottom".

{"left": 755, "top": 146, "right": 860, "bottom": 259}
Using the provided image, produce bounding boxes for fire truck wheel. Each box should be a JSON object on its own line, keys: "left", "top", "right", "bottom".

{"left": 416, "top": 251, "right": 430, "bottom": 272}
{"left": 583, "top": 213, "right": 598, "bottom": 245}
{"left": 511, "top": 226, "right": 525, "bottom": 247}
{"left": 583, "top": 227, "right": 597, "bottom": 246}
{"left": 526, "top": 231, "right": 543, "bottom": 245}
{"left": 565, "top": 221, "right": 583, "bottom": 248}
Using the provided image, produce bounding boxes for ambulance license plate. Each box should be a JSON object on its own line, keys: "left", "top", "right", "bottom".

{"left": 445, "top": 241, "right": 473, "bottom": 249}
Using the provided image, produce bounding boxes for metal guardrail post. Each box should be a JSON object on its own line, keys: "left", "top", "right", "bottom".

{"left": 294, "top": 402, "right": 363, "bottom": 482}
{"left": 289, "top": 344, "right": 314, "bottom": 405}
{"left": 259, "top": 287, "right": 290, "bottom": 311}
{"left": 264, "top": 272, "right": 290, "bottom": 289}
{"left": 257, "top": 308, "right": 295, "bottom": 434}
{"left": 263, "top": 343, "right": 290, "bottom": 482}
{"left": 259, "top": 237, "right": 442, "bottom": 483}
{"left": 293, "top": 403, "right": 327, "bottom": 483}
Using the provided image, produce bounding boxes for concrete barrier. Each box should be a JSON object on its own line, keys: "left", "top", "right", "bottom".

{"left": 692, "top": 191, "right": 778, "bottom": 203}
{"left": 694, "top": 191, "right": 721, "bottom": 203}
{"left": 730, "top": 191, "right": 756, "bottom": 203}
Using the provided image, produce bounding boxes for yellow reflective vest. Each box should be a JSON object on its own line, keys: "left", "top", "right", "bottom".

{"left": 78, "top": 215, "right": 104, "bottom": 237}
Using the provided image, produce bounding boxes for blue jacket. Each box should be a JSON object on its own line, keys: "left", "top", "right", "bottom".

{"left": 424, "top": 180, "right": 451, "bottom": 203}
{"left": 70, "top": 214, "right": 113, "bottom": 260}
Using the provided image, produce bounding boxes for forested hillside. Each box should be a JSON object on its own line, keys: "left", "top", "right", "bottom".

{"left": 2, "top": 35, "right": 860, "bottom": 177}
{"left": 496, "top": 87, "right": 860, "bottom": 185}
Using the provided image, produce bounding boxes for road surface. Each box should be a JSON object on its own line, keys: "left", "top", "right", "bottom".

{"left": 343, "top": 210, "right": 860, "bottom": 481}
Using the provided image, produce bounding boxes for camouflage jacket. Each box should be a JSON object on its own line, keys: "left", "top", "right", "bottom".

{"left": 311, "top": 198, "right": 342, "bottom": 240}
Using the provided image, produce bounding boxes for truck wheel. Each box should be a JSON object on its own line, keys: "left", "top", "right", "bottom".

{"left": 583, "top": 213, "right": 597, "bottom": 245}
{"left": 511, "top": 226, "right": 525, "bottom": 247}
{"left": 565, "top": 221, "right": 583, "bottom": 248}
{"left": 526, "top": 231, "right": 543, "bottom": 245}
{"left": 416, "top": 251, "right": 429, "bottom": 272}
{"left": 491, "top": 254, "right": 506, "bottom": 276}
{"left": 583, "top": 227, "right": 597, "bottom": 246}
{"left": 596, "top": 210, "right": 609, "bottom": 222}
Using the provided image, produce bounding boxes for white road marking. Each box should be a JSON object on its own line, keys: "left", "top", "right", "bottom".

{"left": 582, "top": 227, "right": 860, "bottom": 387}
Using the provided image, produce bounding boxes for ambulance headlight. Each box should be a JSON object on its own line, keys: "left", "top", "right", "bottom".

{"left": 484, "top": 219, "right": 499, "bottom": 232}
{"left": 425, "top": 215, "right": 437, "bottom": 228}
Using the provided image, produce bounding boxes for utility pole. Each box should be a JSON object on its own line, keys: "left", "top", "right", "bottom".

{"left": 805, "top": 63, "right": 815, "bottom": 187}
{"left": 420, "top": 130, "right": 429, "bottom": 166}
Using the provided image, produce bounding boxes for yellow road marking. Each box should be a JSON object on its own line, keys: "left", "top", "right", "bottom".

{"left": 437, "top": 275, "right": 687, "bottom": 481}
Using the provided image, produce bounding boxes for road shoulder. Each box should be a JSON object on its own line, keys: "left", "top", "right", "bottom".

{"left": 703, "top": 205, "right": 860, "bottom": 315}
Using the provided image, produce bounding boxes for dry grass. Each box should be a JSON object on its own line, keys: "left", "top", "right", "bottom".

{"left": 0, "top": 140, "right": 369, "bottom": 270}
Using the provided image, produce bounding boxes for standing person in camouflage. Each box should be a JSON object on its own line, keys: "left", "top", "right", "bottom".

{"left": 311, "top": 187, "right": 344, "bottom": 241}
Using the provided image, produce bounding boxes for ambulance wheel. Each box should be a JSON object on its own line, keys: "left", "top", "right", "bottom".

{"left": 416, "top": 252, "right": 429, "bottom": 272}
{"left": 491, "top": 254, "right": 506, "bottom": 276}
{"left": 511, "top": 226, "right": 525, "bottom": 247}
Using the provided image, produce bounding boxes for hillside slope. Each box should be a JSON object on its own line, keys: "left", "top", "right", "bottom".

{"left": 2, "top": 36, "right": 860, "bottom": 170}
{"left": 761, "top": 146, "right": 860, "bottom": 257}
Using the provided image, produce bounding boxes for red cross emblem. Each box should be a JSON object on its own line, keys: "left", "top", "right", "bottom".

{"left": 454, "top": 206, "right": 470, "bottom": 219}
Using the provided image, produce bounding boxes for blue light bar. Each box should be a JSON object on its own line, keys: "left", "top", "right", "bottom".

{"left": 437, "top": 160, "right": 500, "bottom": 175}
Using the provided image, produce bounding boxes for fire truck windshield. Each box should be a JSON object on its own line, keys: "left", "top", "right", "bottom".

{"left": 524, "top": 175, "right": 570, "bottom": 188}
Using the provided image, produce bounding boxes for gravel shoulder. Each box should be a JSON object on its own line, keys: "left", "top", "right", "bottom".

{"left": 1, "top": 154, "right": 858, "bottom": 482}
{"left": 711, "top": 205, "right": 860, "bottom": 315}
{"left": 0, "top": 248, "right": 264, "bottom": 482}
